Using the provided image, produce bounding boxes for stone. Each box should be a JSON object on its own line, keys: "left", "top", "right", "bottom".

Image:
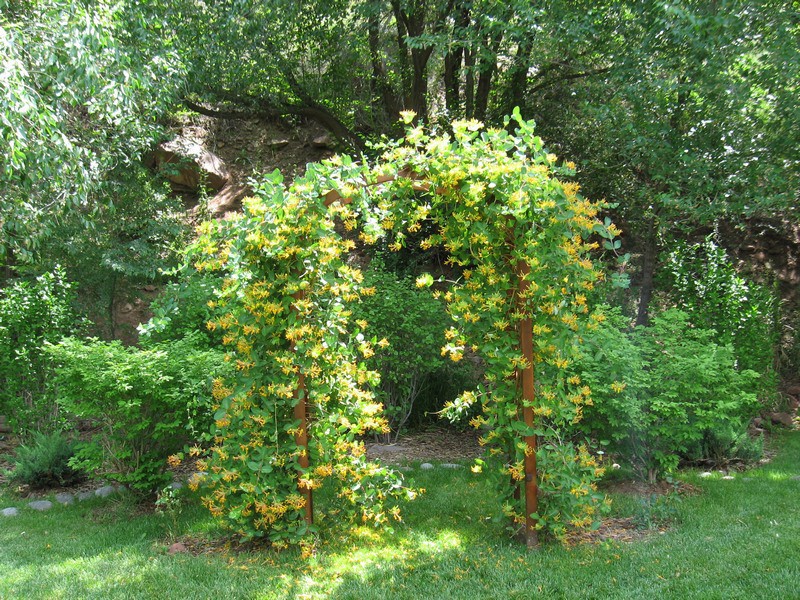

{"left": 1, "top": 507, "right": 19, "bottom": 517}
{"left": 28, "top": 500, "right": 53, "bottom": 511}
{"left": 420, "top": 463, "right": 434, "bottom": 470}
{"left": 55, "top": 492, "right": 75, "bottom": 505}
{"left": 168, "top": 542, "right": 188, "bottom": 555}
{"left": 169, "top": 481, "right": 184, "bottom": 490}
{"left": 77, "top": 491, "right": 95, "bottom": 502}
{"left": 767, "top": 412, "right": 795, "bottom": 428}
{"left": 206, "top": 182, "right": 251, "bottom": 217}
{"left": 721, "top": 475, "right": 735, "bottom": 480}
{"left": 699, "top": 471, "right": 714, "bottom": 478}
{"left": 267, "top": 138, "right": 290, "bottom": 149}
{"left": 95, "top": 485, "right": 117, "bottom": 498}
{"left": 440, "top": 463, "right": 462, "bottom": 469}
{"left": 147, "top": 137, "right": 230, "bottom": 192}
{"left": 312, "top": 133, "right": 333, "bottom": 149}
{"left": 187, "top": 472, "right": 207, "bottom": 487}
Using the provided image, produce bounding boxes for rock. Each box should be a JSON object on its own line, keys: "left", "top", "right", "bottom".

{"left": 267, "top": 138, "right": 290, "bottom": 149}
{"left": 169, "top": 481, "right": 184, "bottom": 490}
{"left": 119, "top": 303, "right": 134, "bottom": 314}
{"left": 77, "top": 491, "right": 95, "bottom": 502}
{"left": 187, "top": 472, "right": 207, "bottom": 487}
{"left": 147, "top": 137, "right": 230, "bottom": 192}
{"left": 168, "top": 542, "right": 188, "bottom": 555}
{"left": 312, "top": 133, "right": 333, "bottom": 149}
{"left": 721, "top": 475, "right": 735, "bottom": 480}
{"left": 1, "top": 507, "right": 19, "bottom": 517}
{"left": 28, "top": 500, "right": 53, "bottom": 511}
{"left": 784, "top": 385, "right": 800, "bottom": 396}
{"left": 206, "top": 182, "right": 251, "bottom": 217}
{"left": 55, "top": 493, "right": 75, "bottom": 505}
{"left": 699, "top": 472, "right": 714, "bottom": 478}
{"left": 370, "top": 444, "right": 405, "bottom": 454}
{"left": 95, "top": 485, "right": 117, "bottom": 498}
{"left": 440, "top": 463, "right": 462, "bottom": 469}
{"left": 767, "top": 412, "right": 795, "bottom": 428}
{"left": 420, "top": 463, "right": 434, "bottom": 470}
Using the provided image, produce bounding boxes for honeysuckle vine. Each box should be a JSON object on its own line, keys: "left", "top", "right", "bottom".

{"left": 188, "top": 109, "right": 622, "bottom": 546}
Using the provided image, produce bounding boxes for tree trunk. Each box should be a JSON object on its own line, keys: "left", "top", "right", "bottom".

{"left": 505, "top": 40, "right": 532, "bottom": 113}
{"left": 474, "top": 31, "right": 503, "bottom": 121}
{"left": 635, "top": 218, "right": 658, "bottom": 327}
{"left": 444, "top": 47, "right": 463, "bottom": 115}
{"left": 369, "top": 12, "right": 402, "bottom": 122}
{"left": 464, "top": 49, "right": 475, "bottom": 118}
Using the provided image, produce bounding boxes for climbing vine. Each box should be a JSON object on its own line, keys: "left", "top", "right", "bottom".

{"left": 190, "top": 109, "right": 620, "bottom": 545}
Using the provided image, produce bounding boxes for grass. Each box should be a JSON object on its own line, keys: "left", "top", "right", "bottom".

{"left": 1, "top": 432, "right": 799, "bottom": 599}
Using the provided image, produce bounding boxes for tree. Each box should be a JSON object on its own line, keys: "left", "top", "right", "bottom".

{"left": 528, "top": 1, "right": 799, "bottom": 323}
{"left": 0, "top": 0, "right": 184, "bottom": 275}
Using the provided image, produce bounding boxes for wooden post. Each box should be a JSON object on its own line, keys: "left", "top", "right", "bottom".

{"left": 292, "top": 290, "right": 313, "bottom": 525}
{"left": 293, "top": 370, "right": 313, "bottom": 525}
{"left": 517, "top": 261, "right": 539, "bottom": 548}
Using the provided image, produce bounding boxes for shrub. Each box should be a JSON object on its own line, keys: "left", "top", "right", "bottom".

{"left": 5, "top": 430, "right": 84, "bottom": 489}
{"left": 0, "top": 267, "right": 85, "bottom": 433}
{"left": 576, "top": 307, "right": 761, "bottom": 481}
{"left": 351, "top": 257, "right": 449, "bottom": 441}
{"left": 46, "top": 334, "right": 232, "bottom": 493}
{"left": 138, "top": 269, "right": 225, "bottom": 348}
{"left": 661, "top": 236, "right": 779, "bottom": 400}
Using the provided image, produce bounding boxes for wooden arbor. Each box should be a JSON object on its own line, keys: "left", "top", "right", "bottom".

{"left": 291, "top": 171, "right": 541, "bottom": 548}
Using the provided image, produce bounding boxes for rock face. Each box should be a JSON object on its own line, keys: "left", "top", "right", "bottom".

{"left": 148, "top": 137, "right": 230, "bottom": 192}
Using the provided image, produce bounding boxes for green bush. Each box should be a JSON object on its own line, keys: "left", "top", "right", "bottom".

{"left": 5, "top": 430, "right": 84, "bottom": 489}
{"left": 576, "top": 307, "right": 761, "bottom": 481}
{"left": 46, "top": 334, "right": 232, "bottom": 494}
{"left": 351, "top": 257, "right": 449, "bottom": 441}
{"left": 0, "top": 267, "right": 85, "bottom": 433}
{"left": 138, "top": 269, "right": 225, "bottom": 348}
{"left": 661, "top": 236, "right": 779, "bottom": 399}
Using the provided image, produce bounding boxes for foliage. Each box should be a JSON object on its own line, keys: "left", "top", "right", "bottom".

{"left": 138, "top": 268, "right": 226, "bottom": 349}
{"left": 661, "top": 235, "right": 778, "bottom": 384}
{"left": 0, "top": 267, "right": 85, "bottom": 433}
{"left": 46, "top": 335, "right": 231, "bottom": 494}
{"left": 575, "top": 307, "right": 761, "bottom": 481}
{"left": 350, "top": 256, "right": 448, "bottom": 441}
{"left": 0, "top": 0, "right": 184, "bottom": 267}
{"left": 4, "top": 430, "right": 84, "bottom": 489}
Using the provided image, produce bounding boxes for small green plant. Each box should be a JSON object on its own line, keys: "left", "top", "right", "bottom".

{"left": 155, "top": 484, "right": 186, "bottom": 540}
{"left": 351, "top": 256, "right": 449, "bottom": 441}
{"left": 0, "top": 267, "right": 86, "bottom": 433}
{"left": 5, "top": 430, "right": 84, "bottom": 489}
{"left": 631, "top": 490, "right": 681, "bottom": 530}
{"left": 46, "top": 334, "right": 232, "bottom": 494}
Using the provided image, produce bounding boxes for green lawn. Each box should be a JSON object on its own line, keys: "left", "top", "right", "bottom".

{"left": 1, "top": 432, "right": 798, "bottom": 599}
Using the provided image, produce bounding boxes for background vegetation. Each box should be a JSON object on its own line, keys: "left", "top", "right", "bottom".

{"left": 1, "top": 0, "right": 798, "bottom": 556}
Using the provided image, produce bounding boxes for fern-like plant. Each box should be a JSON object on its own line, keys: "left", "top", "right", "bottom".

{"left": 6, "top": 431, "right": 84, "bottom": 489}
